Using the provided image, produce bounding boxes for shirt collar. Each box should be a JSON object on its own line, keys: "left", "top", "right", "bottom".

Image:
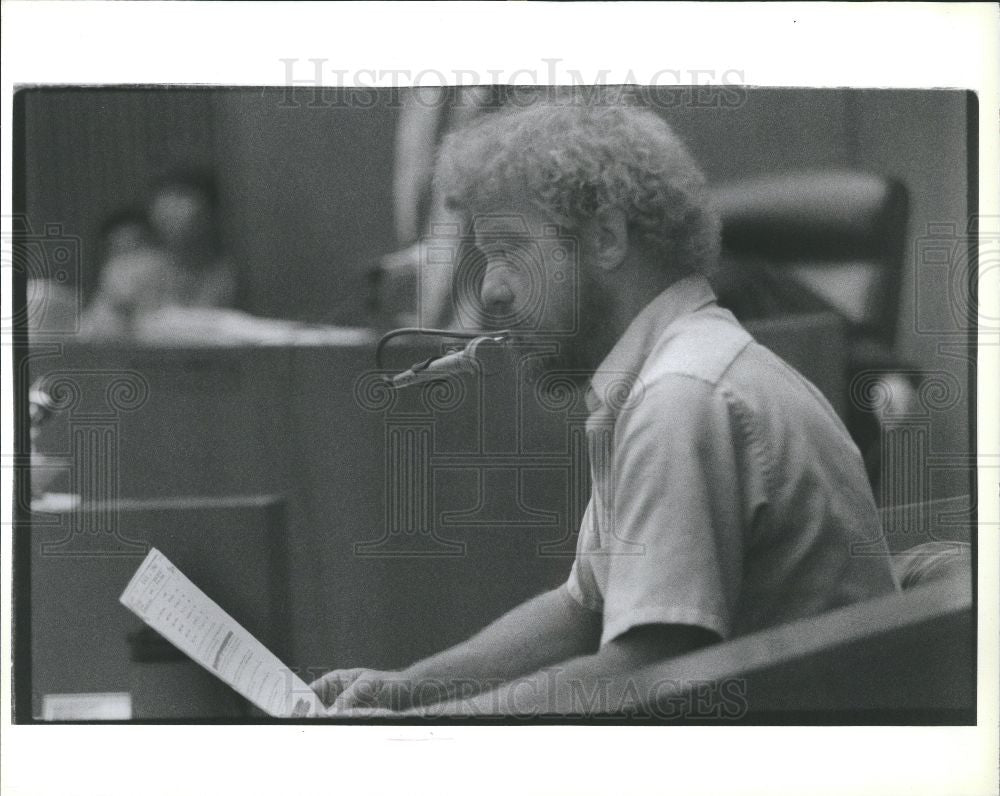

{"left": 587, "top": 273, "right": 718, "bottom": 413}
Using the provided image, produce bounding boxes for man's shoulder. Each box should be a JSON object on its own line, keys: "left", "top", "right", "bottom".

{"left": 640, "top": 305, "right": 754, "bottom": 389}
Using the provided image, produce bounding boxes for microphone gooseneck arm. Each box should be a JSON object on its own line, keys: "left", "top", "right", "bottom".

{"left": 375, "top": 328, "right": 511, "bottom": 389}
{"left": 374, "top": 327, "right": 488, "bottom": 370}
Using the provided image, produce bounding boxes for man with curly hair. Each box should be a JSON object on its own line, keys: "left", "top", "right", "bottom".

{"left": 311, "top": 92, "right": 899, "bottom": 717}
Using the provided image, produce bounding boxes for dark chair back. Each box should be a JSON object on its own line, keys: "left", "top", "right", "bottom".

{"left": 710, "top": 170, "right": 909, "bottom": 354}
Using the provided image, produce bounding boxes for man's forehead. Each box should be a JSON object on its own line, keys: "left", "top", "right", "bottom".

{"left": 471, "top": 208, "right": 563, "bottom": 242}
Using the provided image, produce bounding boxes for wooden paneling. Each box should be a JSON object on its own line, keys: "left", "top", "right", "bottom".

{"left": 288, "top": 343, "right": 574, "bottom": 672}
{"left": 30, "top": 496, "right": 289, "bottom": 719}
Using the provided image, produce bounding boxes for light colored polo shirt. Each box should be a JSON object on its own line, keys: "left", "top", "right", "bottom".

{"left": 565, "top": 274, "right": 899, "bottom": 646}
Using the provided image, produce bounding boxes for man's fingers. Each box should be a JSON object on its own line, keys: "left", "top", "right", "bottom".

{"left": 330, "top": 675, "right": 385, "bottom": 713}
{"left": 308, "top": 669, "right": 365, "bottom": 707}
{"left": 329, "top": 680, "right": 366, "bottom": 713}
{"left": 315, "top": 669, "right": 406, "bottom": 712}
{"left": 307, "top": 673, "right": 336, "bottom": 705}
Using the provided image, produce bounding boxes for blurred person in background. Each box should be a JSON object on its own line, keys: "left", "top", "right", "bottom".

{"left": 81, "top": 169, "right": 237, "bottom": 340}
{"left": 147, "top": 168, "right": 236, "bottom": 308}
{"left": 79, "top": 207, "right": 175, "bottom": 339}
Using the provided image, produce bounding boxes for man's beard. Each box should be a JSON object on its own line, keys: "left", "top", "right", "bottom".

{"left": 517, "top": 275, "right": 611, "bottom": 389}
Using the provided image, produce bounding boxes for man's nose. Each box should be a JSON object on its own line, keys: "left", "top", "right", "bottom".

{"left": 479, "top": 262, "right": 516, "bottom": 317}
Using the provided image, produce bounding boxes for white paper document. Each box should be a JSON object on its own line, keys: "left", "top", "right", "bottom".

{"left": 119, "top": 547, "right": 325, "bottom": 718}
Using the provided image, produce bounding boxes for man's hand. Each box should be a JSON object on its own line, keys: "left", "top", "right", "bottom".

{"left": 309, "top": 667, "right": 368, "bottom": 707}
{"left": 306, "top": 587, "right": 602, "bottom": 718}
{"left": 309, "top": 668, "right": 411, "bottom": 714}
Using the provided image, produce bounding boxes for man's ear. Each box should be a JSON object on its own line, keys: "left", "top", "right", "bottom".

{"left": 590, "top": 208, "right": 629, "bottom": 272}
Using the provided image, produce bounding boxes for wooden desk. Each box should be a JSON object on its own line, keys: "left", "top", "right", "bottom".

{"left": 621, "top": 577, "right": 973, "bottom": 718}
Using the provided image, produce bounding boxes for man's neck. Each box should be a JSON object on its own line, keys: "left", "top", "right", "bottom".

{"left": 592, "top": 261, "right": 688, "bottom": 364}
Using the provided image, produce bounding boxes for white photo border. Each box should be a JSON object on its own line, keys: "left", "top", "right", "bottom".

{"left": 2, "top": 3, "right": 997, "bottom": 796}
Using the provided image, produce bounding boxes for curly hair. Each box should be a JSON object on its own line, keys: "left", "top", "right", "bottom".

{"left": 434, "top": 95, "right": 721, "bottom": 276}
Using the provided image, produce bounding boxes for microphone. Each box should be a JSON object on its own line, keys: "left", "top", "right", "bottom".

{"left": 387, "top": 332, "right": 511, "bottom": 389}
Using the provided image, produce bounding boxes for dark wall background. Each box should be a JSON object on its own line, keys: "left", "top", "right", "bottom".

{"left": 213, "top": 90, "right": 398, "bottom": 322}
{"left": 21, "top": 87, "right": 971, "bottom": 486}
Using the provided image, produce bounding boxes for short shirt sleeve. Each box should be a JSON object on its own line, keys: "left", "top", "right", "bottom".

{"left": 597, "top": 376, "right": 750, "bottom": 646}
{"left": 565, "top": 499, "right": 603, "bottom": 612}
